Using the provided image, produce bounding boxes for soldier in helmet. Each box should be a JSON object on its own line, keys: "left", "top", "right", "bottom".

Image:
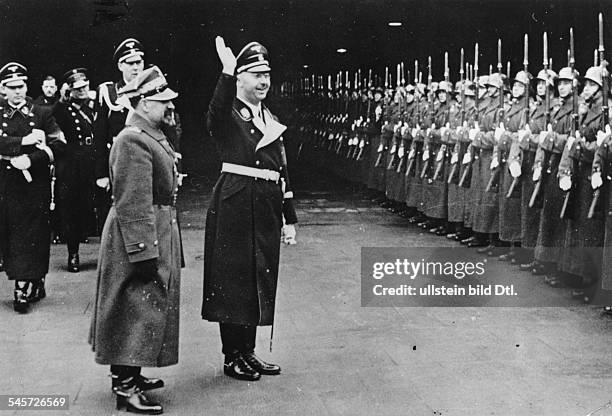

{"left": 526, "top": 67, "right": 575, "bottom": 283}
{"left": 465, "top": 74, "right": 501, "bottom": 251}
{"left": 447, "top": 81, "right": 478, "bottom": 241}
{"left": 557, "top": 65, "right": 606, "bottom": 300}
{"left": 406, "top": 82, "right": 428, "bottom": 224}
{"left": 460, "top": 76, "right": 491, "bottom": 246}
{"left": 422, "top": 80, "right": 453, "bottom": 235}
{"left": 494, "top": 70, "right": 533, "bottom": 262}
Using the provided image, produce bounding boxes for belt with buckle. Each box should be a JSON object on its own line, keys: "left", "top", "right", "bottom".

{"left": 221, "top": 162, "right": 280, "bottom": 183}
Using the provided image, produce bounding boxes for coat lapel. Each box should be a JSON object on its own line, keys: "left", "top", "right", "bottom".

{"left": 255, "top": 107, "right": 287, "bottom": 152}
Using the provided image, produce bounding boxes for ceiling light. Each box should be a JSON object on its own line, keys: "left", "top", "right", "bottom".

{"left": 388, "top": 22, "right": 402, "bottom": 27}
{"left": 336, "top": 48, "right": 347, "bottom": 53}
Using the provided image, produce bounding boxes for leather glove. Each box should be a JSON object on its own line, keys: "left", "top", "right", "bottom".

{"left": 282, "top": 224, "right": 297, "bottom": 245}
{"left": 559, "top": 176, "right": 572, "bottom": 191}
{"left": 96, "top": 177, "right": 110, "bottom": 190}
{"left": 509, "top": 161, "right": 522, "bottom": 178}
{"left": 532, "top": 166, "right": 542, "bottom": 182}
{"left": 591, "top": 172, "right": 603, "bottom": 189}
{"left": 10, "top": 155, "right": 31, "bottom": 170}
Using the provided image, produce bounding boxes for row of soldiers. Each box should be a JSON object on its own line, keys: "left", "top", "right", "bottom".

{"left": 291, "top": 25, "right": 612, "bottom": 309}
{"left": 0, "top": 37, "right": 182, "bottom": 313}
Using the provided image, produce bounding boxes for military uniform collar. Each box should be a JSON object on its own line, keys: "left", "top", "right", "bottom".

{"left": 126, "top": 111, "right": 166, "bottom": 141}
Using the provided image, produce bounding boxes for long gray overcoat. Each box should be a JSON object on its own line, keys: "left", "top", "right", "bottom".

{"left": 89, "top": 112, "right": 182, "bottom": 367}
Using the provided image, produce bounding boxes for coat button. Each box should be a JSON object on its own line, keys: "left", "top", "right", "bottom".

{"left": 153, "top": 240, "right": 158, "bottom": 246}
{"left": 255, "top": 160, "right": 260, "bottom": 165}
{"left": 172, "top": 219, "right": 176, "bottom": 224}
{"left": 250, "top": 129, "right": 255, "bottom": 134}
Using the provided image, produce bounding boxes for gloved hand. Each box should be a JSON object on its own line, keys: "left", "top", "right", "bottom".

{"left": 591, "top": 171, "right": 603, "bottom": 189}
{"left": 282, "top": 224, "right": 297, "bottom": 245}
{"left": 509, "top": 161, "right": 522, "bottom": 178}
{"left": 133, "top": 258, "right": 159, "bottom": 282}
{"left": 21, "top": 129, "right": 45, "bottom": 146}
{"left": 96, "top": 177, "right": 110, "bottom": 190}
{"left": 10, "top": 155, "right": 31, "bottom": 170}
{"left": 559, "top": 176, "right": 572, "bottom": 191}
{"left": 490, "top": 157, "right": 499, "bottom": 170}
{"left": 532, "top": 166, "right": 542, "bottom": 182}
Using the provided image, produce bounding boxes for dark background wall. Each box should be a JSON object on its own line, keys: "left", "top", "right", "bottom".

{"left": 1, "top": 0, "right": 611, "bottom": 175}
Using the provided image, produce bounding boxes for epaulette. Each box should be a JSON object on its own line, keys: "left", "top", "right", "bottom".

{"left": 125, "top": 126, "right": 142, "bottom": 134}
{"left": 98, "top": 82, "right": 125, "bottom": 112}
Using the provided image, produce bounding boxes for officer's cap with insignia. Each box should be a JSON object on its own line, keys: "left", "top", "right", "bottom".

{"left": 64, "top": 68, "right": 89, "bottom": 90}
{"left": 235, "top": 42, "right": 271, "bottom": 74}
{"left": 0, "top": 62, "right": 28, "bottom": 87}
{"left": 114, "top": 38, "right": 145, "bottom": 64}
{"left": 118, "top": 65, "right": 178, "bottom": 101}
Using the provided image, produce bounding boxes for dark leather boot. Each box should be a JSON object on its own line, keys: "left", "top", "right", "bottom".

{"left": 243, "top": 353, "right": 281, "bottom": 375}
{"left": 27, "top": 278, "right": 46, "bottom": 303}
{"left": 114, "top": 377, "right": 163, "bottom": 415}
{"left": 14, "top": 288, "right": 29, "bottom": 313}
{"left": 68, "top": 253, "right": 80, "bottom": 273}
{"left": 224, "top": 355, "right": 261, "bottom": 381}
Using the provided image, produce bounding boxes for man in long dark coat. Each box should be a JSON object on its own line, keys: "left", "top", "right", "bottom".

{"left": 202, "top": 37, "right": 298, "bottom": 382}
{"left": 0, "top": 62, "right": 65, "bottom": 313}
{"left": 53, "top": 68, "right": 97, "bottom": 273}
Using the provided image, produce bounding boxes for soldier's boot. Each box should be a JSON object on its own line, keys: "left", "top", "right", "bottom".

{"left": 27, "top": 277, "right": 46, "bottom": 303}
{"left": 68, "top": 253, "right": 80, "bottom": 273}
{"left": 13, "top": 281, "right": 30, "bottom": 313}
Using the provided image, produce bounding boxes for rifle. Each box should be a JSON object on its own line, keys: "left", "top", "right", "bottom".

{"left": 356, "top": 69, "right": 373, "bottom": 161}
{"left": 420, "top": 56, "right": 433, "bottom": 179}
{"left": 448, "top": 48, "right": 465, "bottom": 184}
{"left": 529, "top": 32, "right": 551, "bottom": 208}
{"left": 560, "top": 28, "right": 581, "bottom": 219}
{"left": 485, "top": 39, "right": 505, "bottom": 193}
{"left": 506, "top": 36, "right": 530, "bottom": 198}
{"left": 405, "top": 61, "right": 420, "bottom": 178}
{"left": 588, "top": 14, "right": 609, "bottom": 218}
{"left": 458, "top": 43, "right": 479, "bottom": 188}
{"left": 433, "top": 52, "right": 450, "bottom": 181}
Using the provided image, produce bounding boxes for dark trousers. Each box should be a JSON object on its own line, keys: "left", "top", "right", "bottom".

{"left": 219, "top": 323, "right": 256, "bottom": 358}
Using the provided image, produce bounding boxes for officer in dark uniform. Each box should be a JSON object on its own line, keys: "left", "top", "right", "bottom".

{"left": 203, "top": 37, "right": 298, "bottom": 382}
{"left": 0, "top": 62, "right": 65, "bottom": 312}
{"left": 33, "top": 76, "right": 59, "bottom": 108}
{"left": 53, "top": 68, "right": 97, "bottom": 272}
{"left": 93, "top": 38, "right": 145, "bottom": 233}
